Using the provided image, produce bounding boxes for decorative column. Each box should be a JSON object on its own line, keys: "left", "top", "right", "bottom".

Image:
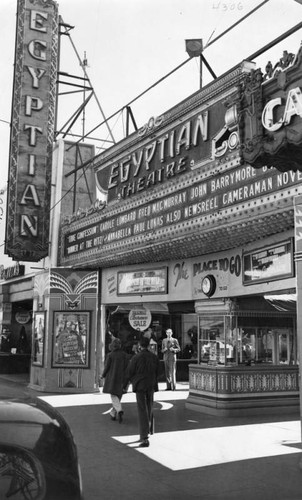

{"left": 29, "top": 268, "right": 99, "bottom": 393}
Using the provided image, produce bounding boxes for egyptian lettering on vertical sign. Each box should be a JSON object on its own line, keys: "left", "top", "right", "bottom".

{"left": 5, "top": 0, "right": 59, "bottom": 262}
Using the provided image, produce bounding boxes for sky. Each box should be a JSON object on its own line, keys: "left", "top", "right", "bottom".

{"left": 1, "top": 0, "right": 302, "bottom": 267}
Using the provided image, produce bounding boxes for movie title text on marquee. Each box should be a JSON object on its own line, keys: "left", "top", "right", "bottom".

{"left": 5, "top": 0, "right": 58, "bottom": 261}
{"left": 64, "top": 164, "right": 302, "bottom": 258}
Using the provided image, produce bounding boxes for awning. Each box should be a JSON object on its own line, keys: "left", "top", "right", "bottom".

{"left": 168, "top": 302, "right": 196, "bottom": 314}
{"left": 108, "top": 303, "right": 169, "bottom": 314}
{"left": 264, "top": 294, "right": 296, "bottom": 313}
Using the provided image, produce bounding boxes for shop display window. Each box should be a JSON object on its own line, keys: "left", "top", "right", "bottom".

{"left": 198, "top": 314, "right": 296, "bottom": 366}
{"left": 199, "top": 315, "right": 237, "bottom": 365}
{"left": 182, "top": 314, "right": 198, "bottom": 359}
{"left": 32, "top": 312, "right": 46, "bottom": 366}
{"left": 237, "top": 326, "right": 295, "bottom": 365}
{"left": 105, "top": 308, "right": 198, "bottom": 360}
{"left": 0, "top": 326, "right": 13, "bottom": 353}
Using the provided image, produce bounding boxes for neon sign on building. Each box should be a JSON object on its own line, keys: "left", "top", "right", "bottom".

{"left": 5, "top": 0, "right": 58, "bottom": 261}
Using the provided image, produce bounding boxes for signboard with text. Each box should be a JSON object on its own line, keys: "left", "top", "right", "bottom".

{"left": 241, "top": 45, "right": 302, "bottom": 172}
{"left": 128, "top": 307, "right": 152, "bottom": 331}
{"left": 5, "top": 0, "right": 58, "bottom": 261}
{"left": 117, "top": 268, "right": 168, "bottom": 295}
{"left": 243, "top": 239, "right": 294, "bottom": 284}
{"left": 94, "top": 67, "right": 247, "bottom": 203}
{"left": 63, "top": 164, "right": 302, "bottom": 260}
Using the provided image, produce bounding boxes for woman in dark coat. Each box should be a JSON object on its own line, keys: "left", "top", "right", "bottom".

{"left": 101, "top": 338, "right": 129, "bottom": 423}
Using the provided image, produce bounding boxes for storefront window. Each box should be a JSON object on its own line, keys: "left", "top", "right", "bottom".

{"left": 105, "top": 307, "right": 198, "bottom": 360}
{"left": 238, "top": 326, "right": 295, "bottom": 365}
{"left": 198, "top": 314, "right": 296, "bottom": 366}
{"left": 199, "top": 315, "right": 237, "bottom": 365}
{"left": 181, "top": 314, "right": 198, "bottom": 360}
{"left": 0, "top": 326, "right": 12, "bottom": 353}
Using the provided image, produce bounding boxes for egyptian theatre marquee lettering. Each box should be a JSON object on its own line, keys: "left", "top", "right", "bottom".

{"left": 98, "top": 111, "right": 209, "bottom": 202}
{"left": 95, "top": 100, "right": 236, "bottom": 203}
{"left": 5, "top": 0, "right": 59, "bottom": 261}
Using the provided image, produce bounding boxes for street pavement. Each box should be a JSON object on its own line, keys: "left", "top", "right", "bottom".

{"left": 1, "top": 374, "right": 302, "bottom": 499}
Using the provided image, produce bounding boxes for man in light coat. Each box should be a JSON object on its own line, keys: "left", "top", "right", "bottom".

{"left": 161, "top": 328, "right": 180, "bottom": 391}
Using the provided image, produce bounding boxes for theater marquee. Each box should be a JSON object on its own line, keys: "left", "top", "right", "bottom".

{"left": 63, "top": 164, "right": 302, "bottom": 259}
{"left": 94, "top": 73, "right": 247, "bottom": 203}
{"left": 241, "top": 45, "right": 302, "bottom": 172}
{"left": 5, "top": 0, "right": 58, "bottom": 261}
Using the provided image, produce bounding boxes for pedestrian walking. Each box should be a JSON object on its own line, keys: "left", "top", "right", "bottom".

{"left": 161, "top": 328, "right": 180, "bottom": 390}
{"left": 101, "top": 338, "right": 129, "bottom": 423}
{"left": 126, "top": 336, "right": 159, "bottom": 447}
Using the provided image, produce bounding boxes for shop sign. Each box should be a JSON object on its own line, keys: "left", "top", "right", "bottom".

{"left": 128, "top": 307, "right": 152, "bottom": 331}
{"left": 117, "top": 268, "right": 168, "bottom": 295}
{"left": 193, "top": 255, "right": 241, "bottom": 277}
{"left": 243, "top": 239, "right": 294, "bottom": 284}
{"left": 193, "top": 253, "right": 242, "bottom": 297}
{"left": 95, "top": 99, "right": 239, "bottom": 202}
{"left": 241, "top": 45, "right": 302, "bottom": 172}
{"left": 63, "top": 164, "right": 302, "bottom": 260}
{"left": 262, "top": 87, "right": 302, "bottom": 132}
{"left": 0, "top": 263, "right": 25, "bottom": 281}
{"left": 15, "top": 311, "right": 31, "bottom": 324}
{"left": 5, "top": 0, "right": 59, "bottom": 261}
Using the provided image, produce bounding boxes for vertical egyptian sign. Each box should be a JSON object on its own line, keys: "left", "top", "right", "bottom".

{"left": 5, "top": 0, "right": 59, "bottom": 261}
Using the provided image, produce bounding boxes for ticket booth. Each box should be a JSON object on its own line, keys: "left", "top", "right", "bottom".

{"left": 186, "top": 297, "right": 298, "bottom": 416}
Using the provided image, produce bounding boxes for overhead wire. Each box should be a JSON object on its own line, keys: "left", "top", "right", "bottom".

{"left": 65, "top": 55, "right": 192, "bottom": 155}
{"left": 64, "top": 0, "right": 273, "bottom": 166}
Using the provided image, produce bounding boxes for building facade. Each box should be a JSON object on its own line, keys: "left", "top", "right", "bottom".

{"left": 2, "top": 3, "right": 302, "bottom": 412}
{"left": 56, "top": 46, "right": 302, "bottom": 413}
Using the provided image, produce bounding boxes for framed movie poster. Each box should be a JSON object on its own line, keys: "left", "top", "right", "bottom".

{"left": 52, "top": 311, "right": 90, "bottom": 368}
{"left": 32, "top": 312, "right": 46, "bottom": 366}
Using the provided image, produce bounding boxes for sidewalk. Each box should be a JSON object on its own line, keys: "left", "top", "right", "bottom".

{"left": 1, "top": 375, "right": 302, "bottom": 499}
{"left": 40, "top": 383, "right": 302, "bottom": 500}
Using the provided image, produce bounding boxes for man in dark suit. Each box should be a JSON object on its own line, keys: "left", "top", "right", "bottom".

{"left": 126, "top": 336, "right": 159, "bottom": 447}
